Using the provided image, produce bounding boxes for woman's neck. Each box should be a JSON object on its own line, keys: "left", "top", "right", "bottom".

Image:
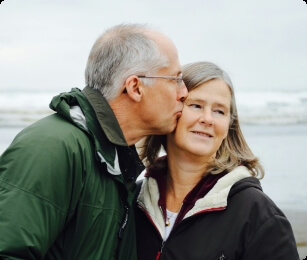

{"left": 165, "top": 152, "right": 210, "bottom": 211}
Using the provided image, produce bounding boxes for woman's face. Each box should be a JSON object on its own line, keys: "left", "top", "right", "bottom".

{"left": 167, "top": 78, "right": 231, "bottom": 160}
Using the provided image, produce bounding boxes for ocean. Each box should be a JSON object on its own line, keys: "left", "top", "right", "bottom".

{"left": 1, "top": 89, "right": 307, "bottom": 127}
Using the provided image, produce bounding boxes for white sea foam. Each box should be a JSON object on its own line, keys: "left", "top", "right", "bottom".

{"left": 0, "top": 91, "right": 57, "bottom": 127}
{"left": 236, "top": 91, "right": 307, "bottom": 124}
{"left": 0, "top": 90, "right": 307, "bottom": 126}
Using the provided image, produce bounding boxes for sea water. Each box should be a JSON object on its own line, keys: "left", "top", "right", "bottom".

{"left": 241, "top": 124, "right": 307, "bottom": 212}
{"left": 1, "top": 89, "right": 307, "bottom": 127}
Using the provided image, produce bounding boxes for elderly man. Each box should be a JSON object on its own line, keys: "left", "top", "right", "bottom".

{"left": 0, "top": 24, "right": 187, "bottom": 259}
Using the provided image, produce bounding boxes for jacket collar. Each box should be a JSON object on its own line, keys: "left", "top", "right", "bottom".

{"left": 144, "top": 156, "right": 228, "bottom": 226}
{"left": 82, "top": 86, "right": 127, "bottom": 146}
{"left": 49, "top": 87, "right": 137, "bottom": 177}
{"left": 137, "top": 164, "right": 254, "bottom": 238}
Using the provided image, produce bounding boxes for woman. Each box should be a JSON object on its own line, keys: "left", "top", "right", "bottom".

{"left": 135, "top": 62, "right": 299, "bottom": 260}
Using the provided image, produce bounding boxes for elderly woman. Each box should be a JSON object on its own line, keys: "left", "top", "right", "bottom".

{"left": 135, "top": 61, "right": 299, "bottom": 260}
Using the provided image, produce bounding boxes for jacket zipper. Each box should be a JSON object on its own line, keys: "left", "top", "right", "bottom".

{"left": 115, "top": 205, "right": 129, "bottom": 257}
{"left": 156, "top": 240, "right": 166, "bottom": 260}
{"left": 155, "top": 206, "right": 166, "bottom": 260}
{"left": 138, "top": 205, "right": 167, "bottom": 259}
{"left": 118, "top": 205, "right": 129, "bottom": 238}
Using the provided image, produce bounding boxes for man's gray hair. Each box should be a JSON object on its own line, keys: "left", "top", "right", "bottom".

{"left": 85, "top": 24, "right": 169, "bottom": 101}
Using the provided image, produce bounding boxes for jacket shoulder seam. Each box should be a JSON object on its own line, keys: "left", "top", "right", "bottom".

{"left": 246, "top": 211, "right": 288, "bottom": 248}
{"left": 0, "top": 179, "right": 67, "bottom": 214}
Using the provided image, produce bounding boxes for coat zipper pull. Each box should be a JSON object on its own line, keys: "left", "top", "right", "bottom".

{"left": 156, "top": 240, "right": 165, "bottom": 260}
{"left": 155, "top": 251, "right": 161, "bottom": 260}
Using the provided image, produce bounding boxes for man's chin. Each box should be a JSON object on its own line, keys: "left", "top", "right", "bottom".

{"left": 166, "top": 121, "right": 177, "bottom": 134}
{"left": 151, "top": 118, "right": 178, "bottom": 135}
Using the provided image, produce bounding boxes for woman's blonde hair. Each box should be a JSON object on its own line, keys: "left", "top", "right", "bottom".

{"left": 138, "top": 61, "right": 264, "bottom": 178}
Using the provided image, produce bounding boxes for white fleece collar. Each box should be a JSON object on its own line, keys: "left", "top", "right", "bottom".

{"left": 137, "top": 166, "right": 252, "bottom": 238}
{"left": 184, "top": 166, "right": 252, "bottom": 218}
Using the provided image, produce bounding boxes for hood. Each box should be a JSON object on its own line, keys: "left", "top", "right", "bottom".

{"left": 49, "top": 88, "right": 122, "bottom": 175}
{"left": 184, "top": 167, "right": 260, "bottom": 219}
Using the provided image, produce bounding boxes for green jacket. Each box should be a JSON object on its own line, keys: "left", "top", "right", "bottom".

{"left": 0, "top": 87, "right": 144, "bottom": 259}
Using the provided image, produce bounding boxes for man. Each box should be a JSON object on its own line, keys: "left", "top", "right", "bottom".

{"left": 0, "top": 24, "right": 187, "bottom": 259}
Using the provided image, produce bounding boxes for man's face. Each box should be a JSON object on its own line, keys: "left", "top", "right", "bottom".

{"left": 140, "top": 47, "right": 188, "bottom": 135}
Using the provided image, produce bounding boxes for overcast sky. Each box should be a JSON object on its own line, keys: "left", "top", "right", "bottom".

{"left": 0, "top": 0, "right": 306, "bottom": 92}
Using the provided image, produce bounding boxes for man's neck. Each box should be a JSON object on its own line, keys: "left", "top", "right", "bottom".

{"left": 109, "top": 97, "right": 145, "bottom": 146}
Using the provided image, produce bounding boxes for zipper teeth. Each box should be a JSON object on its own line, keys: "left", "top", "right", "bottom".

{"left": 116, "top": 205, "right": 129, "bottom": 257}
{"left": 160, "top": 240, "right": 166, "bottom": 253}
{"left": 120, "top": 206, "right": 129, "bottom": 229}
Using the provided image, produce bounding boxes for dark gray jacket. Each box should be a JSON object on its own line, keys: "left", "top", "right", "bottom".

{"left": 135, "top": 165, "right": 299, "bottom": 260}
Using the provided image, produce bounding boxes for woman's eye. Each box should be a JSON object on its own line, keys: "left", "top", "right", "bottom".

{"left": 190, "top": 104, "right": 202, "bottom": 109}
{"left": 214, "top": 109, "right": 225, "bottom": 115}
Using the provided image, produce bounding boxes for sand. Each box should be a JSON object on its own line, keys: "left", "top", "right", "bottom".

{"left": 284, "top": 210, "right": 307, "bottom": 259}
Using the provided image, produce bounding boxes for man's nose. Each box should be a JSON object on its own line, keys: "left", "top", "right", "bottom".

{"left": 178, "top": 81, "right": 188, "bottom": 101}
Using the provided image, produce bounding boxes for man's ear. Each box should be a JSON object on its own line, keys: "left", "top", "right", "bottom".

{"left": 124, "top": 75, "right": 143, "bottom": 102}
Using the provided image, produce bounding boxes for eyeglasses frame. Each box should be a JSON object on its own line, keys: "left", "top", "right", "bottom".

{"left": 122, "top": 74, "right": 183, "bottom": 93}
{"left": 137, "top": 74, "right": 183, "bottom": 86}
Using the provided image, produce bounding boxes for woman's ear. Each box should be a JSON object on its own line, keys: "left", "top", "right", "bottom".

{"left": 123, "top": 75, "right": 143, "bottom": 102}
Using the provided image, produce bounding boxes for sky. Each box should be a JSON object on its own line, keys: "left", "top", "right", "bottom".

{"left": 0, "top": 0, "right": 306, "bottom": 93}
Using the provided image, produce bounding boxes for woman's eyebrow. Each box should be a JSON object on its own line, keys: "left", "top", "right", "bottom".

{"left": 186, "top": 98, "right": 228, "bottom": 108}
{"left": 186, "top": 98, "right": 205, "bottom": 103}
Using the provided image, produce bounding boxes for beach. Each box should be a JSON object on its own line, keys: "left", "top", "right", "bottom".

{"left": 284, "top": 210, "right": 307, "bottom": 258}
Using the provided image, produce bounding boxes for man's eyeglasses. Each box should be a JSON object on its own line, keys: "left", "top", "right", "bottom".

{"left": 137, "top": 74, "right": 183, "bottom": 86}
{"left": 122, "top": 74, "right": 184, "bottom": 93}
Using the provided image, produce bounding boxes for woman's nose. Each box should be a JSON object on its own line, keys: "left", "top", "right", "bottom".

{"left": 199, "top": 110, "right": 214, "bottom": 126}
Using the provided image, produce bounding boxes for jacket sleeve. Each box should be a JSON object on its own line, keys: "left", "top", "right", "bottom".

{"left": 0, "top": 124, "right": 85, "bottom": 259}
{"left": 243, "top": 214, "right": 300, "bottom": 260}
